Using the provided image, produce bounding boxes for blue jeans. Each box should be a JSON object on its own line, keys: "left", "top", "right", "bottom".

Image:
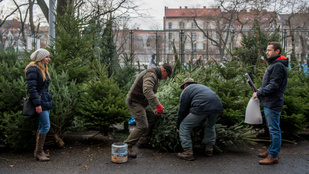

{"left": 179, "top": 113, "right": 219, "bottom": 150}
{"left": 38, "top": 110, "right": 50, "bottom": 134}
{"left": 264, "top": 107, "right": 281, "bottom": 158}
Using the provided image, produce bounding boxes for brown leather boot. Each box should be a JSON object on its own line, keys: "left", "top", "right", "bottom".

{"left": 205, "top": 146, "right": 213, "bottom": 157}
{"left": 258, "top": 151, "right": 269, "bottom": 158}
{"left": 34, "top": 130, "right": 50, "bottom": 158}
{"left": 36, "top": 134, "right": 50, "bottom": 161}
{"left": 259, "top": 156, "right": 278, "bottom": 165}
{"left": 258, "top": 151, "right": 279, "bottom": 159}
{"left": 128, "top": 147, "right": 137, "bottom": 158}
{"left": 177, "top": 149, "right": 194, "bottom": 161}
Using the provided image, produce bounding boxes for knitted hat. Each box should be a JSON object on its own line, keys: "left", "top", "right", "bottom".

{"left": 180, "top": 78, "right": 196, "bottom": 89}
{"left": 30, "top": 48, "right": 50, "bottom": 62}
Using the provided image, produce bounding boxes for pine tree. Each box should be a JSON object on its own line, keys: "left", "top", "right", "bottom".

{"left": 236, "top": 24, "right": 280, "bottom": 75}
{"left": 77, "top": 61, "right": 129, "bottom": 135}
{"left": 51, "top": 4, "right": 93, "bottom": 84}
{"left": 0, "top": 49, "right": 37, "bottom": 150}
{"left": 150, "top": 64, "right": 259, "bottom": 151}
{"left": 100, "top": 16, "right": 120, "bottom": 77}
{"left": 48, "top": 65, "right": 79, "bottom": 147}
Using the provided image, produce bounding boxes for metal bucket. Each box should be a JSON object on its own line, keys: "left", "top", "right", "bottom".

{"left": 111, "top": 142, "right": 128, "bottom": 163}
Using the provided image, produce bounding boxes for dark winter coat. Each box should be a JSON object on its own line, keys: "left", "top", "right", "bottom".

{"left": 177, "top": 84, "right": 223, "bottom": 128}
{"left": 127, "top": 67, "right": 161, "bottom": 107}
{"left": 25, "top": 64, "right": 53, "bottom": 111}
{"left": 257, "top": 55, "right": 288, "bottom": 112}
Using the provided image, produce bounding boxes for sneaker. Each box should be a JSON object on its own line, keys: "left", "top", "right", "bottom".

{"left": 177, "top": 149, "right": 194, "bottom": 161}
{"left": 128, "top": 147, "right": 137, "bottom": 158}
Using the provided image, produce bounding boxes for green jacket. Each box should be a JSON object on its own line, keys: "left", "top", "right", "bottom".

{"left": 127, "top": 67, "right": 161, "bottom": 107}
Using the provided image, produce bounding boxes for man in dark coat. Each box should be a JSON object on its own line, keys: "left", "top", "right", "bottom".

{"left": 253, "top": 42, "right": 288, "bottom": 165}
{"left": 177, "top": 78, "right": 223, "bottom": 161}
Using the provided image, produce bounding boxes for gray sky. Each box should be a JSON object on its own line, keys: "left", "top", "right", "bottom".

{"left": 132, "top": 0, "right": 217, "bottom": 30}
{"left": 1, "top": 0, "right": 217, "bottom": 30}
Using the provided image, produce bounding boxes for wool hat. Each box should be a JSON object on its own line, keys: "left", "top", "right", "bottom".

{"left": 30, "top": 48, "right": 50, "bottom": 62}
{"left": 180, "top": 78, "right": 196, "bottom": 89}
{"left": 162, "top": 63, "right": 172, "bottom": 77}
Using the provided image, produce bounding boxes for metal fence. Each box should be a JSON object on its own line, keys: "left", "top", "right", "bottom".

{"left": 116, "top": 28, "right": 309, "bottom": 67}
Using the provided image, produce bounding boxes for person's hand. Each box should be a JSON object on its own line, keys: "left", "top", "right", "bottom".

{"left": 176, "top": 129, "right": 179, "bottom": 133}
{"left": 252, "top": 92, "right": 257, "bottom": 99}
{"left": 156, "top": 104, "right": 164, "bottom": 114}
{"left": 36, "top": 106, "right": 42, "bottom": 114}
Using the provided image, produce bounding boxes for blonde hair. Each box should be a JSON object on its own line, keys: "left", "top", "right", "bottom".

{"left": 197, "top": 55, "right": 202, "bottom": 60}
{"left": 28, "top": 59, "right": 50, "bottom": 81}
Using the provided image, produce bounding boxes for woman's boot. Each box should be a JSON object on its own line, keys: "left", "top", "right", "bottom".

{"left": 34, "top": 130, "right": 50, "bottom": 158}
{"left": 36, "top": 134, "right": 50, "bottom": 161}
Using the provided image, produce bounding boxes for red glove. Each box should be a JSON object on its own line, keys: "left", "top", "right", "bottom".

{"left": 156, "top": 104, "right": 164, "bottom": 114}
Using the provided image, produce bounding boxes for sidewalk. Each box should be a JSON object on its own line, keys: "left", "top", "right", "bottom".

{"left": 0, "top": 131, "right": 308, "bottom": 174}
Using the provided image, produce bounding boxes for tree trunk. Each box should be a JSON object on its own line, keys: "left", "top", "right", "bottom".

{"left": 53, "top": 133, "right": 65, "bottom": 148}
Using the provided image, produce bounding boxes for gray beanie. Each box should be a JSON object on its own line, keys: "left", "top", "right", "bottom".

{"left": 30, "top": 48, "right": 50, "bottom": 62}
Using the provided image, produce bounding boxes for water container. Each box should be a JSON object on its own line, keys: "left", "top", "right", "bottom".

{"left": 111, "top": 142, "right": 128, "bottom": 163}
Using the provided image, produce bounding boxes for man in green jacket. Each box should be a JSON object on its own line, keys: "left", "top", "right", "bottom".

{"left": 124, "top": 63, "right": 172, "bottom": 158}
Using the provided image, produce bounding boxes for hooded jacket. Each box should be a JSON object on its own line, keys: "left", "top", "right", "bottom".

{"left": 177, "top": 84, "right": 223, "bottom": 128}
{"left": 257, "top": 55, "right": 288, "bottom": 112}
{"left": 25, "top": 64, "right": 53, "bottom": 111}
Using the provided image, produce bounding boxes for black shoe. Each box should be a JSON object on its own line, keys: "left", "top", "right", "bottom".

{"left": 205, "top": 150, "right": 213, "bottom": 157}
{"left": 128, "top": 147, "right": 137, "bottom": 158}
{"left": 205, "top": 146, "right": 213, "bottom": 157}
{"left": 137, "top": 143, "right": 152, "bottom": 149}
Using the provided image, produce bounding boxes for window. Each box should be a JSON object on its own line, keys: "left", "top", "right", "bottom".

{"left": 179, "top": 22, "right": 185, "bottom": 29}
{"left": 191, "top": 22, "right": 197, "bottom": 29}
{"left": 263, "top": 18, "right": 269, "bottom": 20}
{"left": 168, "top": 43, "right": 172, "bottom": 50}
{"left": 168, "top": 22, "right": 172, "bottom": 29}
{"left": 244, "top": 18, "right": 249, "bottom": 20}
{"left": 168, "top": 33, "right": 172, "bottom": 40}
{"left": 203, "top": 43, "right": 207, "bottom": 50}
{"left": 191, "top": 33, "right": 197, "bottom": 40}
{"left": 203, "top": 22, "right": 207, "bottom": 29}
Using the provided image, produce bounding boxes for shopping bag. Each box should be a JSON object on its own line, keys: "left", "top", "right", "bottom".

{"left": 245, "top": 97, "right": 263, "bottom": 124}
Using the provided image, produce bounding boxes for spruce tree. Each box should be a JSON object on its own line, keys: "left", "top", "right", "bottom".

{"left": 0, "top": 49, "right": 37, "bottom": 150}
{"left": 51, "top": 4, "right": 93, "bottom": 84}
{"left": 77, "top": 61, "right": 129, "bottom": 135}
{"left": 48, "top": 65, "right": 79, "bottom": 147}
{"left": 100, "top": 16, "right": 120, "bottom": 77}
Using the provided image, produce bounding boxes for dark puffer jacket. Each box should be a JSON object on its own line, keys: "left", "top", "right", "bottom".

{"left": 25, "top": 64, "right": 53, "bottom": 111}
{"left": 257, "top": 55, "right": 288, "bottom": 112}
{"left": 177, "top": 84, "right": 223, "bottom": 128}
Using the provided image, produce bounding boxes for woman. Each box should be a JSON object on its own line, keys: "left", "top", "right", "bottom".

{"left": 25, "top": 48, "right": 52, "bottom": 162}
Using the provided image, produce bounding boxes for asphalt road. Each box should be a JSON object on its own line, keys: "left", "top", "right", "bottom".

{"left": 0, "top": 131, "right": 308, "bottom": 174}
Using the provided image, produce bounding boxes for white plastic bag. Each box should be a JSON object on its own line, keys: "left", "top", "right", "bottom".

{"left": 245, "top": 98, "right": 263, "bottom": 124}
